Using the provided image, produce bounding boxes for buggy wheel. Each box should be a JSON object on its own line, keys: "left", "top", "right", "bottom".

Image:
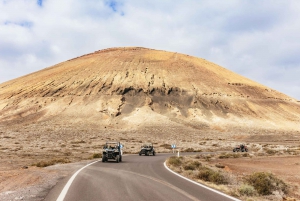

{"left": 102, "top": 156, "right": 106, "bottom": 162}
{"left": 153, "top": 151, "right": 156, "bottom": 156}
{"left": 233, "top": 148, "right": 236, "bottom": 152}
{"left": 245, "top": 148, "right": 248, "bottom": 152}
{"left": 116, "top": 155, "right": 119, "bottom": 163}
{"left": 120, "top": 155, "right": 122, "bottom": 162}
{"left": 139, "top": 152, "right": 141, "bottom": 156}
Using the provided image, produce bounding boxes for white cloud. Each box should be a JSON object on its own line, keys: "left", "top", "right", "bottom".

{"left": 0, "top": 0, "right": 300, "bottom": 100}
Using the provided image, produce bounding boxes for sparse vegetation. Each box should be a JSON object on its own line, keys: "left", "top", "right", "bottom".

{"left": 92, "top": 153, "right": 102, "bottom": 158}
{"left": 183, "top": 148, "right": 195, "bottom": 152}
{"left": 245, "top": 172, "right": 288, "bottom": 195}
{"left": 183, "top": 161, "right": 201, "bottom": 170}
{"left": 197, "top": 167, "right": 229, "bottom": 184}
{"left": 215, "top": 163, "right": 225, "bottom": 168}
{"left": 71, "top": 140, "right": 86, "bottom": 144}
{"left": 219, "top": 153, "right": 242, "bottom": 159}
{"left": 34, "top": 158, "right": 71, "bottom": 167}
{"left": 166, "top": 154, "right": 292, "bottom": 200}
{"left": 160, "top": 143, "right": 172, "bottom": 149}
{"left": 168, "top": 156, "right": 183, "bottom": 167}
{"left": 265, "top": 148, "right": 278, "bottom": 155}
{"left": 238, "top": 184, "right": 257, "bottom": 196}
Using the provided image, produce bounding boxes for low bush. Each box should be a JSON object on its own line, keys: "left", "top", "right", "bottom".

{"left": 92, "top": 153, "right": 102, "bottom": 158}
{"left": 35, "top": 158, "right": 70, "bottom": 167}
{"left": 71, "top": 140, "right": 86, "bottom": 144}
{"left": 242, "top": 153, "right": 249, "bottom": 157}
{"left": 219, "top": 154, "right": 230, "bottom": 159}
{"left": 197, "top": 167, "right": 228, "bottom": 185}
{"left": 183, "top": 161, "right": 201, "bottom": 170}
{"left": 160, "top": 144, "right": 172, "bottom": 149}
{"left": 265, "top": 149, "right": 277, "bottom": 155}
{"left": 191, "top": 161, "right": 201, "bottom": 168}
{"left": 215, "top": 164, "right": 225, "bottom": 168}
{"left": 245, "top": 172, "right": 288, "bottom": 195}
{"left": 238, "top": 184, "right": 257, "bottom": 196}
{"left": 184, "top": 148, "right": 195, "bottom": 152}
{"left": 168, "top": 156, "right": 183, "bottom": 167}
{"left": 184, "top": 163, "right": 197, "bottom": 170}
{"left": 233, "top": 153, "right": 241, "bottom": 158}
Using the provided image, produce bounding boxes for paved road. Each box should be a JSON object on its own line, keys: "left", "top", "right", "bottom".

{"left": 45, "top": 153, "right": 239, "bottom": 201}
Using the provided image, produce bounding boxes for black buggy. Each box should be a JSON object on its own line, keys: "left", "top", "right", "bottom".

{"left": 139, "top": 143, "right": 156, "bottom": 156}
{"left": 233, "top": 144, "right": 248, "bottom": 152}
{"left": 102, "top": 142, "right": 123, "bottom": 163}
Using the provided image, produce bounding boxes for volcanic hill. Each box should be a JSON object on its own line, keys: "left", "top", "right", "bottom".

{"left": 0, "top": 47, "right": 300, "bottom": 139}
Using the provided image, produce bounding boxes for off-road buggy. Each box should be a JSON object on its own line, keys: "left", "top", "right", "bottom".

{"left": 233, "top": 144, "right": 248, "bottom": 152}
{"left": 102, "top": 142, "right": 123, "bottom": 163}
{"left": 139, "top": 143, "right": 155, "bottom": 156}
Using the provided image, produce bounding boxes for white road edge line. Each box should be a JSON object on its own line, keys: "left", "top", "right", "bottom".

{"left": 56, "top": 160, "right": 101, "bottom": 201}
{"left": 163, "top": 161, "right": 241, "bottom": 201}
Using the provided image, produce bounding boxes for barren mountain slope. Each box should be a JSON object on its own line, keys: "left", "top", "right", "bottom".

{"left": 0, "top": 47, "right": 299, "bottom": 131}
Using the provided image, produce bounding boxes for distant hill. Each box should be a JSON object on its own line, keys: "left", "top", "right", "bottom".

{"left": 0, "top": 47, "right": 299, "bottom": 133}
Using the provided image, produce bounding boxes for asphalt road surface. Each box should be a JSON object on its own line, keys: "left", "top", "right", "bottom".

{"left": 45, "top": 153, "right": 240, "bottom": 201}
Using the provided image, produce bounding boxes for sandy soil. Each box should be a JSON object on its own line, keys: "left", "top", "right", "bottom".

{"left": 218, "top": 156, "right": 300, "bottom": 199}
{"left": 0, "top": 159, "right": 98, "bottom": 201}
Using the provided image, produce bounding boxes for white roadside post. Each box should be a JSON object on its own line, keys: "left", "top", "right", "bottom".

{"left": 120, "top": 144, "right": 123, "bottom": 155}
{"left": 177, "top": 150, "right": 180, "bottom": 157}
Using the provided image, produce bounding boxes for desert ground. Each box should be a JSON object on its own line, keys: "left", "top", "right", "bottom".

{"left": 0, "top": 121, "right": 299, "bottom": 200}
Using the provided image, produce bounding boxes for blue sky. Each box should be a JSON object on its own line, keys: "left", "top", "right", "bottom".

{"left": 0, "top": 0, "right": 300, "bottom": 100}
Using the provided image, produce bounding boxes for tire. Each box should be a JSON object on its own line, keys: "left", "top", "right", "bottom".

{"left": 145, "top": 151, "right": 149, "bottom": 156}
{"left": 102, "top": 156, "right": 106, "bottom": 162}
{"left": 139, "top": 152, "right": 141, "bottom": 156}
{"left": 242, "top": 149, "right": 245, "bottom": 152}
{"left": 245, "top": 148, "right": 248, "bottom": 152}
{"left": 116, "top": 155, "right": 119, "bottom": 163}
{"left": 153, "top": 151, "right": 156, "bottom": 156}
{"left": 233, "top": 148, "right": 236, "bottom": 152}
{"left": 120, "top": 155, "right": 122, "bottom": 162}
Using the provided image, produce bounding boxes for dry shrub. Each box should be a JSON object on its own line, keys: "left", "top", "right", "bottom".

{"left": 92, "top": 153, "right": 102, "bottom": 158}
{"left": 242, "top": 153, "right": 249, "bottom": 157}
{"left": 183, "top": 161, "right": 201, "bottom": 170}
{"left": 219, "top": 153, "right": 230, "bottom": 159}
{"left": 197, "top": 167, "right": 228, "bottom": 185}
{"left": 215, "top": 164, "right": 225, "bottom": 168}
{"left": 71, "top": 140, "right": 86, "bottom": 144}
{"left": 168, "top": 156, "right": 183, "bottom": 167}
{"left": 233, "top": 153, "right": 241, "bottom": 158}
{"left": 265, "top": 149, "right": 277, "bottom": 155}
{"left": 184, "top": 148, "right": 195, "bottom": 152}
{"left": 192, "top": 161, "right": 201, "bottom": 168}
{"left": 219, "top": 153, "right": 242, "bottom": 159}
{"left": 35, "top": 158, "right": 70, "bottom": 167}
{"left": 238, "top": 184, "right": 257, "bottom": 196}
{"left": 160, "top": 144, "right": 172, "bottom": 149}
{"left": 245, "top": 172, "right": 288, "bottom": 195}
{"left": 183, "top": 164, "right": 195, "bottom": 170}
{"left": 64, "top": 152, "right": 72, "bottom": 156}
